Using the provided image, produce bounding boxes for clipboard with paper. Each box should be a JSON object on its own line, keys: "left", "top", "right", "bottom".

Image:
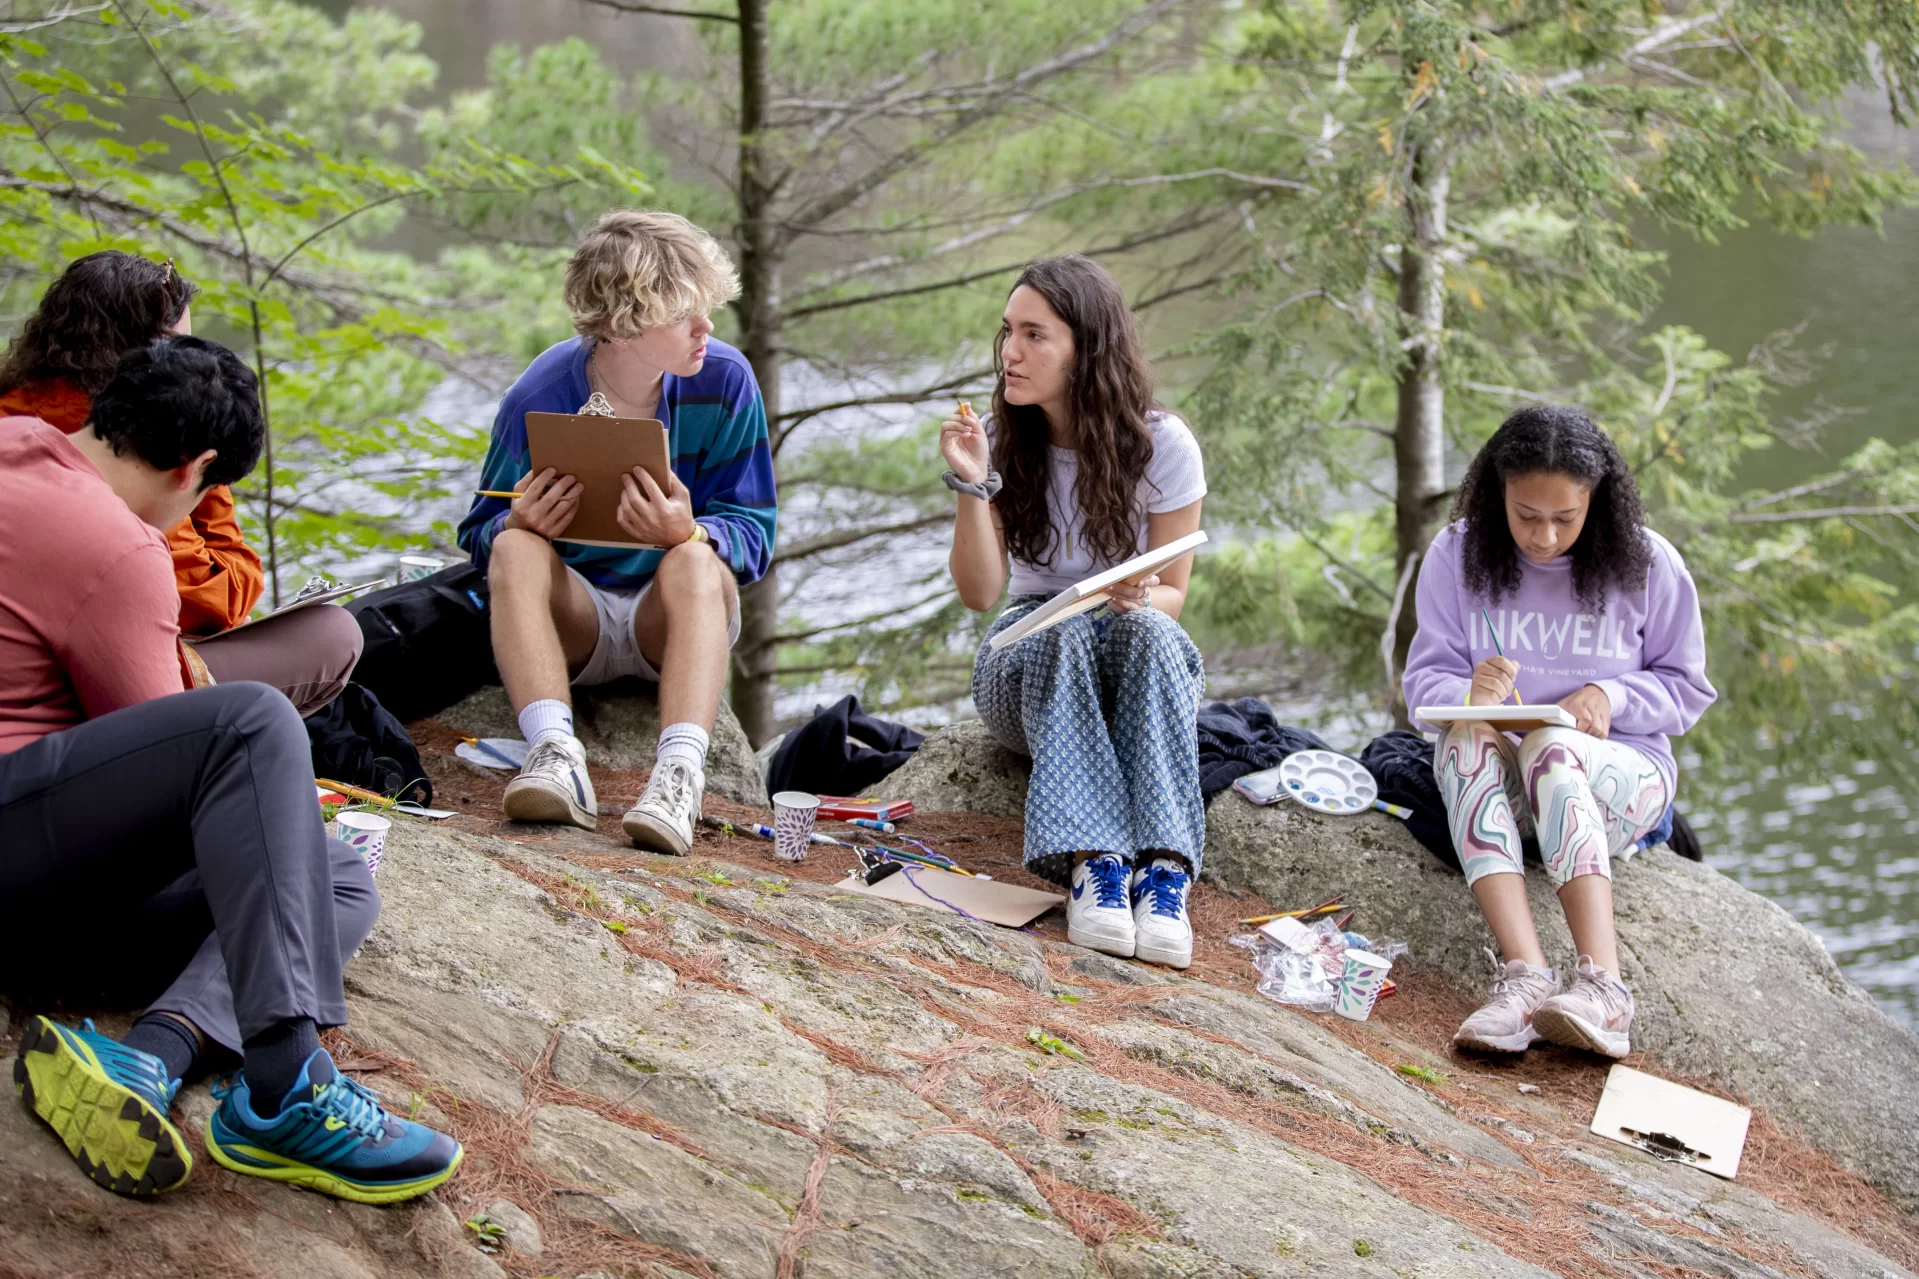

{"left": 524, "top": 406, "right": 675, "bottom": 550}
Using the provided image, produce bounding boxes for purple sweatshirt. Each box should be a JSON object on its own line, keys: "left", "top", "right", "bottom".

{"left": 1401, "top": 521, "right": 1716, "bottom": 791}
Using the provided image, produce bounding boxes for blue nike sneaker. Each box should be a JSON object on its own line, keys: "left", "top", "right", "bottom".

{"left": 1067, "top": 853, "right": 1136, "bottom": 957}
{"left": 13, "top": 1015, "right": 192, "bottom": 1196}
{"left": 205, "top": 1049, "right": 462, "bottom": 1204}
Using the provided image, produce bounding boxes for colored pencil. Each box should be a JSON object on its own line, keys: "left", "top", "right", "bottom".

{"left": 1240, "top": 893, "right": 1344, "bottom": 927}
{"left": 476, "top": 490, "right": 525, "bottom": 498}
{"left": 1481, "top": 606, "right": 1525, "bottom": 705}
{"left": 460, "top": 736, "right": 522, "bottom": 769}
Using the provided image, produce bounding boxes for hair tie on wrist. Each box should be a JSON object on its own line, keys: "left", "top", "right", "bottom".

{"left": 942, "top": 470, "right": 1002, "bottom": 501}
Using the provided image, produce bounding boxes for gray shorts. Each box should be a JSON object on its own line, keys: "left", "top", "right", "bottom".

{"left": 566, "top": 565, "right": 741, "bottom": 686}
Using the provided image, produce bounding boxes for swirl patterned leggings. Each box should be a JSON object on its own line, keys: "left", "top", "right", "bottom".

{"left": 1434, "top": 723, "right": 1670, "bottom": 888}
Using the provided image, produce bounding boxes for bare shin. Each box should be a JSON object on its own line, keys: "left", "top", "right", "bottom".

{"left": 1471, "top": 872, "right": 1549, "bottom": 968}
{"left": 635, "top": 542, "right": 735, "bottom": 732}
{"left": 1556, "top": 873, "right": 1620, "bottom": 973}
{"left": 488, "top": 529, "right": 599, "bottom": 713}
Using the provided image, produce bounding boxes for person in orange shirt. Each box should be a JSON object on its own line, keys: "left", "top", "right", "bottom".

{"left": 0, "top": 251, "right": 361, "bottom": 715}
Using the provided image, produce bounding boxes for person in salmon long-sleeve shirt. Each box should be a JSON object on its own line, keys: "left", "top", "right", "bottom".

{"left": 0, "top": 251, "right": 361, "bottom": 714}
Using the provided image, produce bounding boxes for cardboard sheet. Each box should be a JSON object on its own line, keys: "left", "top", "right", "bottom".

{"left": 1589, "top": 1063, "right": 1751, "bottom": 1179}
{"left": 838, "top": 865, "right": 1063, "bottom": 928}
{"left": 525, "top": 410, "right": 673, "bottom": 548}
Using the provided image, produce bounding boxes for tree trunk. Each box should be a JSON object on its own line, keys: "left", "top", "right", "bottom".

{"left": 730, "top": 0, "right": 782, "bottom": 746}
{"left": 1388, "top": 141, "right": 1451, "bottom": 726}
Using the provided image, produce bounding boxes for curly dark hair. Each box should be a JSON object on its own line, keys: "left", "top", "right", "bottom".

{"left": 0, "top": 251, "right": 198, "bottom": 397}
{"left": 92, "top": 335, "right": 263, "bottom": 490}
{"left": 990, "top": 254, "right": 1161, "bottom": 569}
{"left": 1451, "top": 404, "right": 1652, "bottom": 611}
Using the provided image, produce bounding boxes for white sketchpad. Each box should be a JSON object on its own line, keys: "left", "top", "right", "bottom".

{"left": 990, "top": 530, "right": 1207, "bottom": 652}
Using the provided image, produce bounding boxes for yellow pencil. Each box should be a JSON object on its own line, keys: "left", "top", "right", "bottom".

{"left": 476, "top": 489, "right": 524, "bottom": 498}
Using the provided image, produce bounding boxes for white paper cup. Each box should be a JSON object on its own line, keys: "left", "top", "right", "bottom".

{"left": 770, "top": 791, "right": 820, "bottom": 863}
{"left": 398, "top": 554, "right": 444, "bottom": 583}
{"left": 335, "top": 811, "right": 392, "bottom": 875}
{"left": 1332, "top": 948, "right": 1392, "bottom": 1021}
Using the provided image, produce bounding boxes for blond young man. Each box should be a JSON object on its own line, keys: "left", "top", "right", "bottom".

{"left": 457, "top": 211, "right": 777, "bottom": 852}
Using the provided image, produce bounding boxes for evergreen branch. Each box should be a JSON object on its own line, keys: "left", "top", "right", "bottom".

{"left": 1727, "top": 504, "right": 1919, "bottom": 524}
{"left": 0, "top": 3, "right": 109, "bottom": 33}
{"left": 785, "top": 212, "right": 1221, "bottom": 319}
{"left": 1291, "top": 525, "right": 1394, "bottom": 604}
{"left": 775, "top": 0, "right": 1194, "bottom": 241}
{"left": 775, "top": 589, "right": 953, "bottom": 643}
{"left": 1541, "top": 7, "right": 1732, "bottom": 92}
{"left": 773, "top": 512, "right": 950, "bottom": 564}
{"left": 1738, "top": 469, "right": 1868, "bottom": 512}
{"left": 573, "top": 0, "right": 738, "bottom": 23}
{"left": 775, "top": 366, "right": 994, "bottom": 429}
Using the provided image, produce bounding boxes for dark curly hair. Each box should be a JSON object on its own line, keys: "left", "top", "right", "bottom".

{"left": 991, "top": 254, "right": 1161, "bottom": 569}
{"left": 92, "top": 336, "right": 263, "bottom": 490}
{"left": 0, "top": 251, "right": 198, "bottom": 397}
{"left": 1451, "top": 404, "right": 1652, "bottom": 611}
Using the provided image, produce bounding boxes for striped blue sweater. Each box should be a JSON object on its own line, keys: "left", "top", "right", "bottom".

{"left": 458, "top": 336, "right": 777, "bottom": 589}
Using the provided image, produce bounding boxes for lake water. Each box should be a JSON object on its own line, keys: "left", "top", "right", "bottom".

{"left": 303, "top": 0, "right": 1917, "bottom": 1027}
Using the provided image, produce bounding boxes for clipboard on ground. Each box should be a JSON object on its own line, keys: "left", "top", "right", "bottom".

{"left": 838, "top": 865, "right": 1064, "bottom": 928}
{"left": 525, "top": 410, "right": 674, "bottom": 549}
{"left": 989, "top": 530, "right": 1208, "bottom": 652}
{"left": 215, "top": 578, "right": 389, "bottom": 636}
{"left": 1414, "top": 703, "right": 1576, "bottom": 733}
{"left": 1589, "top": 1064, "right": 1750, "bottom": 1180}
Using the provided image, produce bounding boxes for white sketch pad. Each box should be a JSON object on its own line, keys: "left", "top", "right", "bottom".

{"left": 1414, "top": 703, "right": 1577, "bottom": 732}
{"left": 989, "top": 530, "right": 1207, "bottom": 652}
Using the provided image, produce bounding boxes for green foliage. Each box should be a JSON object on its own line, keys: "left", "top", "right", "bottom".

{"left": 1181, "top": 0, "right": 1919, "bottom": 779}
{"left": 0, "top": 0, "right": 639, "bottom": 603}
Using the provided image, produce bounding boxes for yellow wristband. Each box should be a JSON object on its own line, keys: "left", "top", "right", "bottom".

{"left": 687, "top": 522, "right": 709, "bottom": 545}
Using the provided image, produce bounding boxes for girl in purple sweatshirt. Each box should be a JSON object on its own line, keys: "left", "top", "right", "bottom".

{"left": 1401, "top": 405, "right": 1715, "bottom": 1060}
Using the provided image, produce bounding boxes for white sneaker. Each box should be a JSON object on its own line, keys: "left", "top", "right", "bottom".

{"left": 1130, "top": 856, "right": 1193, "bottom": 969}
{"left": 1067, "top": 854, "right": 1135, "bottom": 958}
{"left": 503, "top": 734, "right": 597, "bottom": 830}
{"left": 621, "top": 757, "right": 703, "bottom": 856}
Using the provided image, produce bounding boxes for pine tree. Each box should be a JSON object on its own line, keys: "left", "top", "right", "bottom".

{"left": 1186, "top": 0, "right": 1919, "bottom": 762}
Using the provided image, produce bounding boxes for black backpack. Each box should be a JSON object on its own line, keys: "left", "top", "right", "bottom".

{"left": 346, "top": 562, "right": 499, "bottom": 723}
{"left": 306, "top": 683, "right": 432, "bottom": 805}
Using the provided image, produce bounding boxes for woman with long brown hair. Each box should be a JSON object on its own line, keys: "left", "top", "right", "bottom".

{"left": 0, "top": 251, "right": 361, "bottom": 714}
{"left": 942, "top": 254, "right": 1206, "bottom": 968}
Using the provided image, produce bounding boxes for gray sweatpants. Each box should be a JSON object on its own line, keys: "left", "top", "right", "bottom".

{"left": 0, "top": 682, "right": 376, "bottom": 1054}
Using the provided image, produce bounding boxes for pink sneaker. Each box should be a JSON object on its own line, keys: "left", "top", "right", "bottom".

{"left": 1531, "top": 957, "right": 1634, "bottom": 1059}
{"left": 1453, "top": 949, "right": 1561, "bottom": 1054}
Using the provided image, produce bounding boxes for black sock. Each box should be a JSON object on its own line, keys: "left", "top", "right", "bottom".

{"left": 123, "top": 1014, "right": 201, "bottom": 1085}
{"left": 241, "top": 1018, "right": 324, "bottom": 1118}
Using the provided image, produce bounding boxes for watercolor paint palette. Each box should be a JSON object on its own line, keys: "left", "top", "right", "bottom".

{"left": 1277, "top": 749, "right": 1378, "bottom": 815}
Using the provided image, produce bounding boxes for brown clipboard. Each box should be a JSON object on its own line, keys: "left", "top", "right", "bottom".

{"left": 524, "top": 410, "right": 673, "bottom": 549}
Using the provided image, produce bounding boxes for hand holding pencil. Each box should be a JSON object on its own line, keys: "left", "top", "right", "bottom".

{"left": 499, "top": 467, "right": 581, "bottom": 541}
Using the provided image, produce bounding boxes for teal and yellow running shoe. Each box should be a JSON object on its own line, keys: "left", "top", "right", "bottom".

{"left": 205, "top": 1050, "right": 462, "bottom": 1204}
{"left": 13, "top": 1015, "right": 192, "bottom": 1197}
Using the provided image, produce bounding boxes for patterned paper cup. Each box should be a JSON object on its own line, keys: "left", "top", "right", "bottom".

{"left": 335, "top": 811, "right": 392, "bottom": 875}
{"left": 770, "top": 791, "right": 821, "bottom": 863}
{"left": 1332, "top": 949, "right": 1392, "bottom": 1021}
{"left": 398, "top": 554, "right": 444, "bottom": 582}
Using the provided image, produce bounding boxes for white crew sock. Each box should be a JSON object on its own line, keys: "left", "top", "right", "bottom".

{"left": 655, "top": 722, "right": 710, "bottom": 772}
{"left": 517, "top": 699, "right": 575, "bottom": 749}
